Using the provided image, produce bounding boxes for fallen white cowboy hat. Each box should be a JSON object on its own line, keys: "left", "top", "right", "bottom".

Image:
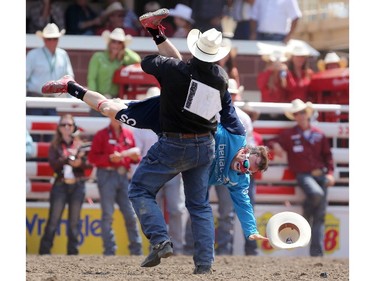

{"left": 169, "top": 3, "right": 194, "bottom": 24}
{"left": 187, "top": 28, "right": 231, "bottom": 63}
{"left": 284, "top": 99, "right": 314, "bottom": 120}
{"left": 36, "top": 23, "right": 65, "bottom": 39}
{"left": 324, "top": 52, "right": 340, "bottom": 64}
{"left": 102, "top": 28, "right": 132, "bottom": 45}
{"left": 227, "top": 78, "right": 244, "bottom": 95}
{"left": 266, "top": 211, "right": 311, "bottom": 250}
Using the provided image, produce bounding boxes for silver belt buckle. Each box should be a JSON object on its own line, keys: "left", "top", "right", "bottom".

{"left": 117, "top": 166, "right": 127, "bottom": 175}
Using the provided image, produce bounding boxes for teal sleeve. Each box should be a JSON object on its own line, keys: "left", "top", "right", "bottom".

{"left": 228, "top": 182, "right": 259, "bottom": 238}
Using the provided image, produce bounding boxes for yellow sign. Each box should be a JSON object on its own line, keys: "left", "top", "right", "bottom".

{"left": 26, "top": 206, "right": 150, "bottom": 255}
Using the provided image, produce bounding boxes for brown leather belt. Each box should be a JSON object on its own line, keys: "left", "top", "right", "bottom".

{"left": 162, "top": 132, "right": 211, "bottom": 139}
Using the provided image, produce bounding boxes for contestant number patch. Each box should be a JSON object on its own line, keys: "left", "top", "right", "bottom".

{"left": 184, "top": 79, "right": 222, "bottom": 120}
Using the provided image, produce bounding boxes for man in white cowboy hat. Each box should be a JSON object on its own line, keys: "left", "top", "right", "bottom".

{"left": 26, "top": 23, "right": 74, "bottom": 140}
{"left": 268, "top": 98, "right": 335, "bottom": 257}
{"left": 87, "top": 27, "right": 140, "bottom": 100}
{"left": 132, "top": 8, "right": 236, "bottom": 273}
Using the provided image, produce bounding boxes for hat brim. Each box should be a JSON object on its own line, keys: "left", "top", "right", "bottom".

{"left": 187, "top": 29, "right": 231, "bottom": 63}
{"left": 266, "top": 211, "right": 311, "bottom": 250}
{"left": 36, "top": 29, "right": 65, "bottom": 39}
{"left": 102, "top": 30, "right": 132, "bottom": 45}
{"left": 285, "top": 102, "right": 313, "bottom": 120}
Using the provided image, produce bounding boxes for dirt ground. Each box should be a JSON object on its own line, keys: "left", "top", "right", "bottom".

{"left": 26, "top": 254, "right": 349, "bottom": 281}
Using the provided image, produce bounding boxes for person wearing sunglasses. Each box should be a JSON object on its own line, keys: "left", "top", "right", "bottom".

{"left": 39, "top": 114, "right": 91, "bottom": 255}
{"left": 26, "top": 23, "right": 74, "bottom": 142}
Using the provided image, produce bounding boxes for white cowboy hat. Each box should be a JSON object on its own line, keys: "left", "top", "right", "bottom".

{"left": 324, "top": 52, "right": 340, "bottom": 64}
{"left": 102, "top": 28, "right": 132, "bottom": 45}
{"left": 36, "top": 23, "right": 65, "bottom": 39}
{"left": 266, "top": 211, "right": 311, "bottom": 250}
{"left": 103, "top": 1, "right": 125, "bottom": 18}
{"left": 169, "top": 3, "right": 194, "bottom": 24}
{"left": 227, "top": 79, "right": 244, "bottom": 95}
{"left": 286, "top": 44, "right": 311, "bottom": 58}
{"left": 284, "top": 99, "right": 314, "bottom": 120}
{"left": 187, "top": 28, "right": 231, "bottom": 63}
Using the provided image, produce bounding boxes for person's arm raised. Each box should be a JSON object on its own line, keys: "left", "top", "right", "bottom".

{"left": 156, "top": 39, "right": 182, "bottom": 60}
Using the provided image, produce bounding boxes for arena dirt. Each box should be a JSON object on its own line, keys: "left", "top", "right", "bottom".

{"left": 26, "top": 254, "right": 349, "bottom": 280}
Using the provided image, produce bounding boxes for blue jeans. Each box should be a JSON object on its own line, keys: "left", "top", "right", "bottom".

{"left": 156, "top": 173, "right": 187, "bottom": 254}
{"left": 214, "top": 185, "right": 234, "bottom": 255}
{"left": 39, "top": 180, "right": 85, "bottom": 255}
{"left": 96, "top": 168, "right": 143, "bottom": 255}
{"left": 296, "top": 173, "right": 328, "bottom": 256}
{"left": 129, "top": 134, "right": 215, "bottom": 266}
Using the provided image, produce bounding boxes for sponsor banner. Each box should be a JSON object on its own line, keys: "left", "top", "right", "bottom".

{"left": 232, "top": 205, "right": 349, "bottom": 257}
{"left": 26, "top": 203, "right": 150, "bottom": 255}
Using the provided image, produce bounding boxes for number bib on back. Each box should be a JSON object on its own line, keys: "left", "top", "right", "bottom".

{"left": 184, "top": 79, "right": 222, "bottom": 120}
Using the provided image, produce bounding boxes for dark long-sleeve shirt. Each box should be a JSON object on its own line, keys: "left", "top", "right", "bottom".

{"left": 269, "top": 125, "right": 334, "bottom": 175}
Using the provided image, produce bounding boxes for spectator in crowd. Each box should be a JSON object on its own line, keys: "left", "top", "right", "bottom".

{"left": 227, "top": 0, "right": 254, "bottom": 40}
{"left": 96, "top": 1, "right": 140, "bottom": 36}
{"left": 88, "top": 116, "right": 143, "bottom": 256}
{"left": 284, "top": 44, "right": 314, "bottom": 102}
{"left": 26, "top": 129, "right": 36, "bottom": 193}
{"left": 131, "top": 87, "right": 189, "bottom": 256}
{"left": 65, "top": 0, "right": 103, "bottom": 35}
{"left": 26, "top": 23, "right": 74, "bottom": 141}
{"left": 41, "top": 8, "right": 269, "bottom": 274}
{"left": 26, "top": 129, "right": 36, "bottom": 160}
{"left": 87, "top": 28, "right": 141, "bottom": 99}
{"left": 39, "top": 114, "right": 91, "bottom": 255}
{"left": 27, "top": 0, "right": 65, "bottom": 34}
{"left": 317, "top": 52, "right": 348, "bottom": 72}
{"left": 257, "top": 49, "right": 289, "bottom": 103}
{"left": 250, "top": 0, "right": 302, "bottom": 43}
{"left": 169, "top": 3, "right": 194, "bottom": 38}
{"left": 213, "top": 78, "right": 255, "bottom": 255}
{"left": 267, "top": 99, "right": 335, "bottom": 256}
{"left": 191, "top": 0, "right": 227, "bottom": 32}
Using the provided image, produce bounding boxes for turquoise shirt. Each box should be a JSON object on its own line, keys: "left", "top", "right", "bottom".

{"left": 87, "top": 48, "right": 141, "bottom": 97}
{"left": 209, "top": 123, "right": 258, "bottom": 238}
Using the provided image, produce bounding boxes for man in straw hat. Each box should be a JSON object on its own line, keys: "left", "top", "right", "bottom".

{"left": 26, "top": 23, "right": 74, "bottom": 141}
{"left": 267, "top": 98, "right": 335, "bottom": 256}
{"left": 27, "top": 23, "right": 73, "bottom": 100}
{"left": 41, "top": 7, "right": 269, "bottom": 274}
